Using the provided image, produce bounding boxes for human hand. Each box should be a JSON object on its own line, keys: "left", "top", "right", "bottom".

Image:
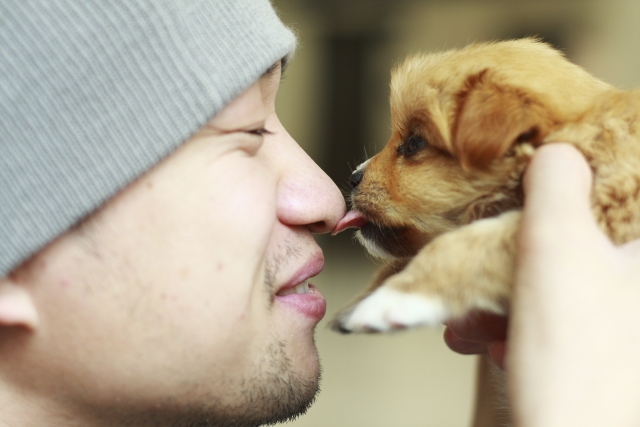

{"left": 446, "top": 144, "right": 640, "bottom": 427}
{"left": 443, "top": 312, "right": 508, "bottom": 369}
{"left": 512, "top": 144, "right": 640, "bottom": 427}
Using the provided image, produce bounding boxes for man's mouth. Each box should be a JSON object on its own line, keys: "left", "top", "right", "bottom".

{"left": 274, "top": 253, "right": 326, "bottom": 321}
{"left": 276, "top": 281, "right": 311, "bottom": 296}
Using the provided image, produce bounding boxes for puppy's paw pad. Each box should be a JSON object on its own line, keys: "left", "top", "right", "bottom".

{"left": 336, "top": 288, "right": 451, "bottom": 333}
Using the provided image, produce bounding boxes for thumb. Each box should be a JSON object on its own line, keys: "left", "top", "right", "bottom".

{"left": 523, "top": 143, "right": 593, "bottom": 227}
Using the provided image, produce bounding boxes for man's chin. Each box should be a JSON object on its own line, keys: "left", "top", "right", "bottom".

{"left": 212, "top": 367, "right": 321, "bottom": 427}
{"left": 219, "top": 337, "right": 322, "bottom": 427}
{"left": 150, "top": 338, "right": 322, "bottom": 427}
{"left": 255, "top": 371, "right": 321, "bottom": 426}
{"left": 139, "top": 368, "right": 321, "bottom": 427}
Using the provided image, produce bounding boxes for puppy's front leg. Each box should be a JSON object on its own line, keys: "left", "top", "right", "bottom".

{"left": 330, "top": 258, "right": 409, "bottom": 333}
{"left": 337, "top": 211, "right": 521, "bottom": 333}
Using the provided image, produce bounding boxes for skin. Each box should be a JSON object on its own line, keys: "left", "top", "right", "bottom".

{"left": 446, "top": 144, "right": 640, "bottom": 427}
{"left": 0, "top": 62, "right": 346, "bottom": 427}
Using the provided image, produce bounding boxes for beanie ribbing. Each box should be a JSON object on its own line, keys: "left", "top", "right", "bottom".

{"left": 0, "top": 0, "right": 296, "bottom": 275}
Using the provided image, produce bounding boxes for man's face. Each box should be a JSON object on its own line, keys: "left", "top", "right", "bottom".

{"left": 6, "top": 63, "right": 346, "bottom": 426}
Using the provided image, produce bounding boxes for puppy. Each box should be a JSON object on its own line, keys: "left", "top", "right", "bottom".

{"left": 331, "top": 38, "right": 640, "bottom": 333}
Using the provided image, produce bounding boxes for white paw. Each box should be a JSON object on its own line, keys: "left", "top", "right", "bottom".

{"left": 335, "top": 288, "right": 451, "bottom": 333}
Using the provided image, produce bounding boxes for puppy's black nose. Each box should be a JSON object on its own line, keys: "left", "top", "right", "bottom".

{"left": 349, "top": 169, "right": 364, "bottom": 189}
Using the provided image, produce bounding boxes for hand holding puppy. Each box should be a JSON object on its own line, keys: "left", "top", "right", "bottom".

{"left": 447, "top": 144, "right": 640, "bottom": 427}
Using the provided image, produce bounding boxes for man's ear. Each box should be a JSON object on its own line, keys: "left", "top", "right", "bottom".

{"left": 0, "top": 276, "right": 39, "bottom": 330}
{"left": 453, "top": 70, "right": 555, "bottom": 170}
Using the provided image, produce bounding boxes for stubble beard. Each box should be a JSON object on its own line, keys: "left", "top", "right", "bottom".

{"left": 132, "top": 246, "right": 322, "bottom": 427}
{"left": 119, "top": 337, "right": 322, "bottom": 427}
{"left": 229, "top": 336, "right": 322, "bottom": 427}
{"left": 221, "top": 245, "right": 322, "bottom": 426}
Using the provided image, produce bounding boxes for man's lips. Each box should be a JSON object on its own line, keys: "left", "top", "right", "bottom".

{"left": 275, "top": 253, "right": 327, "bottom": 320}
{"left": 332, "top": 210, "right": 368, "bottom": 235}
{"left": 275, "top": 252, "right": 324, "bottom": 296}
{"left": 275, "top": 284, "right": 326, "bottom": 320}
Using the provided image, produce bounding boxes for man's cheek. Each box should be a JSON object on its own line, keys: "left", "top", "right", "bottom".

{"left": 220, "top": 173, "right": 276, "bottom": 242}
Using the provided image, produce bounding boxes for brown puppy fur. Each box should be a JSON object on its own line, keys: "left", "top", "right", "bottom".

{"left": 332, "top": 38, "right": 640, "bottom": 334}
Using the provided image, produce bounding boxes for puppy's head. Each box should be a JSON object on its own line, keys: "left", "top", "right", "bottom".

{"left": 337, "top": 38, "right": 610, "bottom": 259}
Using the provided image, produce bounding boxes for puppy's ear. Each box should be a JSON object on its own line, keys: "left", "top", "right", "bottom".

{"left": 453, "top": 70, "right": 554, "bottom": 170}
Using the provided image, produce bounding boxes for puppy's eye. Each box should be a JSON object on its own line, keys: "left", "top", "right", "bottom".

{"left": 397, "top": 134, "right": 427, "bottom": 157}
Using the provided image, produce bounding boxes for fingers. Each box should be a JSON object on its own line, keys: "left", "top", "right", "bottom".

{"left": 443, "top": 327, "right": 488, "bottom": 354}
{"left": 444, "top": 323, "right": 507, "bottom": 370}
{"left": 519, "top": 143, "right": 605, "bottom": 265}
{"left": 447, "top": 312, "right": 508, "bottom": 343}
{"left": 444, "top": 312, "right": 508, "bottom": 357}
{"left": 488, "top": 341, "right": 506, "bottom": 370}
{"left": 523, "top": 144, "right": 593, "bottom": 227}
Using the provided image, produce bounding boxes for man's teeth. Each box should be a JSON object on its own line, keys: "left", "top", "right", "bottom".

{"left": 278, "top": 281, "right": 310, "bottom": 296}
{"left": 296, "top": 281, "right": 310, "bottom": 294}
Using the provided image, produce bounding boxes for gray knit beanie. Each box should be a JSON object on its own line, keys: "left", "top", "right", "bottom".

{"left": 0, "top": 0, "right": 296, "bottom": 276}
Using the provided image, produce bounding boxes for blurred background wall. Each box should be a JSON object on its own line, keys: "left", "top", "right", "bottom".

{"left": 271, "top": 1, "right": 640, "bottom": 426}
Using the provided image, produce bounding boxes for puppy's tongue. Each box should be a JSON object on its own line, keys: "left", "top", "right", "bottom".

{"left": 332, "top": 210, "right": 368, "bottom": 235}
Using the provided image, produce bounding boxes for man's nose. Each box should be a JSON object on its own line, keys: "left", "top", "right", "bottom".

{"left": 349, "top": 169, "right": 364, "bottom": 189}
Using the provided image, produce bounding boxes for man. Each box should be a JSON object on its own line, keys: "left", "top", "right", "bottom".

{"left": 4, "top": 2, "right": 639, "bottom": 427}
{"left": 0, "top": 1, "right": 345, "bottom": 426}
